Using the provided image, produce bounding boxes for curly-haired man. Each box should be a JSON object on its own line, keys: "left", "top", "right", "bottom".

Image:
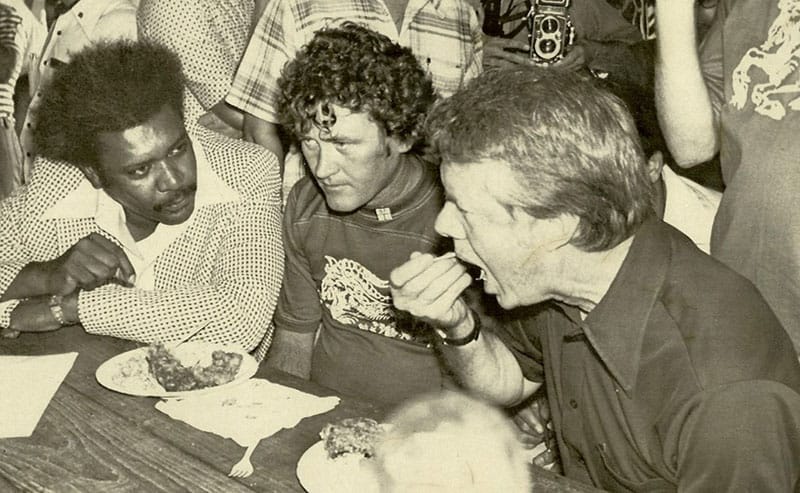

{"left": 0, "top": 41, "right": 283, "bottom": 357}
{"left": 267, "top": 23, "right": 450, "bottom": 405}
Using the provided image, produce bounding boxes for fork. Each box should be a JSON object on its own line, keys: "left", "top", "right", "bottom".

{"left": 228, "top": 441, "right": 259, "bottom": 478}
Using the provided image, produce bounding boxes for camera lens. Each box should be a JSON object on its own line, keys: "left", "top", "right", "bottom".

{"left": 539, "top": 39, "right": 556, "bottom": 53}
{"left": 542, "top": 17, "right": 559, "bottom": 33}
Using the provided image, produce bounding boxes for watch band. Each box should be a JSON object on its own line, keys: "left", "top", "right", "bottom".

{"left": 441, "top": 309, "right": 482, "bottom": 347}
{"left": 48, "top": 295, "right": 66, "bottom": 326}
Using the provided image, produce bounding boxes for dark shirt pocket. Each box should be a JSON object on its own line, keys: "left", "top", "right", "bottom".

{"left": 595, "top": 442, "right": 675, "bottom": 492}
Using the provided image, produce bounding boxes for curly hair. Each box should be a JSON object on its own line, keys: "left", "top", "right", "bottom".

{"left": 33, "top": 40, "right": 184, "bottom": 169}
{"left": 277, "top": 22, "right": 435, "bottom": 150}
{"left": 427, "top": 66, "right": 654, "bottom": 252}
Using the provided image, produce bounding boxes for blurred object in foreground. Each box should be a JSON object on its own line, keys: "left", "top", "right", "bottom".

{"left": 374, "top": 390, "right": 532, "bottom": 493}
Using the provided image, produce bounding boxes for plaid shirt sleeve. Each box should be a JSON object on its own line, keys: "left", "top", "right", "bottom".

{"left": 465, "top": 4, "right": 483, "bottom": 85}
{"left": 78, "top": 131, "right": 284, "bottom": 352}
{"left": 226, "top": 0, "right": 295, "bottom": 122}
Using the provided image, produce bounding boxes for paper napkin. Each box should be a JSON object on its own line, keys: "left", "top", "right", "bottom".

{"left": 155, "top": 378, "right": 339, "bottom": 446}
{"left": 0, "top": 352, "right": 78, "bottom": 438}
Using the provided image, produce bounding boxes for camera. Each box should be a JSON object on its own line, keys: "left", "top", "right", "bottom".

{"left": 526, "top": 0, "right": 575, "bottom": 64}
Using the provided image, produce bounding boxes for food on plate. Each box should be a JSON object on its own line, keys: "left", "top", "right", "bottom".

{"left": 146, "top": 342, "right": 243, "bottom": 392}
{"left": 319, "top": 417, "right": 386, "bottom": 459}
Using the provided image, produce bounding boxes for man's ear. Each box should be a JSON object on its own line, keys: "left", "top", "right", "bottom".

{"left": 79, "top": 164, "right": 104, "bottom": 189}
{"left": 388, "top": 136, "right": 412, "bottom": 155}
{"left": 646, "top": 151, "right": 664, "bottom": 183}
{"left": 557, "top": 213, "right": 581, "bottom": 246}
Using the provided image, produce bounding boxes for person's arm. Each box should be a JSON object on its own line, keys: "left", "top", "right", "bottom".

{"left": 78, "top": 144, "right": 284, "bottom": 351}
{"left": 208, "top": 101, "right": 244, "bottom": 132}
{"left": 655, "top": 0, "right": 719, "bottom": 167}
{"left": 242, "top": 115, "right": 285, "bottom": 164}
{"left": 227, "top": 0, "right": 292, "bottom": 164}
{"left": 264, "top": 324, "right": 317, "bottom": 378}
{"left": 0, "top": 187, "right": 132, "bottom": 327}
{"left": 267, "top": 183, "right": 324, "bottom": 376}
{"left": 1, "top": 233, "right": 134, "bottom": 301}
{"left": 390, "top": 252, "right": 540, "bottom": 406}
{"left": 0, "top": 45, "right": 16, "bottom": 83}
{"left": 673, "top": 381, "right": 800, "bottom": 491}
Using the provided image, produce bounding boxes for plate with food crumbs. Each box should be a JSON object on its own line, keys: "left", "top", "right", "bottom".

{"left": 95, "top": 341, "right": 258, "bottom": 398}
{"left": 296, "top": 418, "right": 388, "bottom": 493}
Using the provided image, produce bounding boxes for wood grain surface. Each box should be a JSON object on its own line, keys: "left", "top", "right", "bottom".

{"left": 0, "top": 326, "right": 599, "bottom": 492}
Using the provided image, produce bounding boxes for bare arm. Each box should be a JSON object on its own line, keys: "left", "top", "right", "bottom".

{"left": 243, "top": 114, "right": 285, "bottom": 166}
{"left": 209, "top": 100, "right": 244, "bottom": 131}
{"left": 655, "top": 0, "right": 719, "bottom": 167}
{"left": 390, "top": 253, "right": 540, "bottom": 406}
{"left": 438, "top": 311, "right": 541, "bottom": 406}
{"left": 263, "top": 324, "right": 316, "bottom": 379}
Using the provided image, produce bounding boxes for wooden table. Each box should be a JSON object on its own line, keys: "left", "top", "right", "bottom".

{"left": 0, "top": 327, "right": 598, "bottom": 492}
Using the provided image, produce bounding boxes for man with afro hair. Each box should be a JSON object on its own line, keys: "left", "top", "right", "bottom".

{"left": 0, "top": 41, "right": 283, "bottom": 358}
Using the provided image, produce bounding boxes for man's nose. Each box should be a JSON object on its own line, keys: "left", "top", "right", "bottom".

{"left": 435, "top": 202, "right": 464, "bottom": 239}
{"left": 311, "top": 144, "right": 338, "bottom": 180}
{"left": 155, "top": 160, "right": 183, "bottom": 192}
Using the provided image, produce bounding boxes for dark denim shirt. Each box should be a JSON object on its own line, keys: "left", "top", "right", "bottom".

{"left": 496, "top": 218, "right": 800, "bottom": 491}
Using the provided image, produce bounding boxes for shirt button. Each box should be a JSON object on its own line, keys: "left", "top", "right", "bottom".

{"left": 43, "top": 60, "right": 48, "bottom": 66}
{"left": 56, "top": 30, "right": 62, "bottom": 35}
{"left": 26, "top": 123, "right": 31, "bottom": 128}
{"left": 569, "top": 399, "right": 578, "bottom": 409}
{"left": 77, "top": 12, "right": 84, "bottom": 18}
{"left": 25, "top": 152, "right": 31, "bottom": 157}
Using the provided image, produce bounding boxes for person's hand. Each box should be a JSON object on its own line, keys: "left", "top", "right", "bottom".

{"left": 197, "top": 111, "right": 242, "bottom": 139}
{"left": 389, "top": 252, "right": 473, "bottom": 331}
{"left": 483, "top": 35, "right": 532, "bottom": 70}
{"left": 511, "top": 393, "right": 560, "bottom": 470}
{"left": 8, "top": 296, "right": 64, "bottom": 333}
{"left": 550, "top": 44, "right": 587, "bottom": 72}
{"left": 39, "top": 233, "right": 135, "bottom": 295}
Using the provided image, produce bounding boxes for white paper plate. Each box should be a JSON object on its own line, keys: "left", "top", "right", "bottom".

{"left": 95, "top": 341, "right": 258, "bottom": 399}
{"left": 296, "top": 441, "right": 381, "bottom": 493}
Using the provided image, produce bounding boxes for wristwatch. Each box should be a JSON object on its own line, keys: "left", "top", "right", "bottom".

{"left": 440, "top": 309, "right": 482, "bottom": 347}
{"left": 48, "top": 295, "right": 67, "bottom": 326}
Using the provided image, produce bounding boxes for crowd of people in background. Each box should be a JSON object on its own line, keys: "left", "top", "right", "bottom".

{"left": 1, "top": 0, "right": 800, "bottom": 490}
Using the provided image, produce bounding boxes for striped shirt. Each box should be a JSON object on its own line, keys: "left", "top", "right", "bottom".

{"left": 0, "top": 1, "right": 44, "bottom": 118}
{"left": 227, "top": 0, "right": 483, "bottom": 124}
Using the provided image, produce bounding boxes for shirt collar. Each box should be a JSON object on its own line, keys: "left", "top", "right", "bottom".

{"left": 579, "top": 216, "right": 669, "bottom": 394}
{"left": 40, "top": 136, "right": 239, "bottom": 221}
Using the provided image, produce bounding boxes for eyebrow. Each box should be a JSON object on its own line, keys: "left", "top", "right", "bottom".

{"left": 122, "top": 131, "right": 189, "bottom": 170}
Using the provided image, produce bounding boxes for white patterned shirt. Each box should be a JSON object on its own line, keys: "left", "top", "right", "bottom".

{"left": 137, "top": 0, "right": 254, "bottom": 123}
{"left": 0, "top": 127, "right": 284, "bottom": 355}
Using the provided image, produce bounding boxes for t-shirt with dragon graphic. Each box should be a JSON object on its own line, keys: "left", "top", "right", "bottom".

{"left": 700, "top": 0, "right": 800, "bottom": 352}
{"left": 274, "top": 162, "right": 450, "bottom": 405}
